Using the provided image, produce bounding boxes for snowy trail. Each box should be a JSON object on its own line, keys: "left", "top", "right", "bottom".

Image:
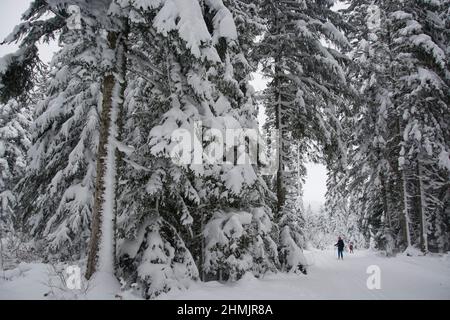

{"left": 0, "top": 250, "right": 449, "bottom": 299}
{"left": 158, "top": 250, "right": 450, "bottom": 300}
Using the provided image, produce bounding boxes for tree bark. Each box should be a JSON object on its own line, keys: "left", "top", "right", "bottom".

{"left": 86, "top": 71, "right": 115, "bottom": 279}
{"left": 401, "top": 168, "right": 412, "bottom": 248}
{"left": 380, "top": 172, "right": 391, "bottom": 229}
{"left": 417, "top": 162, "right": 428, "bottom": 253}
{"left": 86, "top": 29, "right": 127, "bottom": 280}
{"left": 275, "top": 64, "right": 286, "bottom": 219}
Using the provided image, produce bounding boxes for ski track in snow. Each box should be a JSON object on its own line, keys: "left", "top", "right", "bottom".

{"left": 0, "top": 250, "right": 449, "bottom": 299}
{"left": 158, "top": 250, "right": 450, "bottom": 300}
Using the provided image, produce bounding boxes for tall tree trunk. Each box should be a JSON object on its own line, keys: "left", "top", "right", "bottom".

{"left": 380, "top": 172, "right": 391, "bottom": 228}
{"left": 86, "top": 70, "right": 115, "bottom": 279}
{"left": 396, "top": 113, "right": 412, "bottom": 249}
{"left": 417, "top": 162, "right": 428, "bottom": 253}
{"left": 401, "top": 168, "right": 412, "bottom": 248}
{"left": 275, "top": 65, "right": 285, "bottom": 219}
{"left": 86, "top": 29, "right": 127, "bottom": 280}
{"left": 380, "top": 172, "right": 394, "bottom": 255}
{"left": 273, "top": 6, "right": 285, "bottom": 221}
{"left": 113, "top": 24, "right": 129, "bottom": 265}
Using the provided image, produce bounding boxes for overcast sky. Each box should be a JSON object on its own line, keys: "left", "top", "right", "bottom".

{"left": 0, "top": 0, "right": 59, "bottom": 61}
{"left": 0, "top": 0, "right": 328, "bottom": 211}
{"left": 253, "top": 75, "right": 328, "bottom": 212}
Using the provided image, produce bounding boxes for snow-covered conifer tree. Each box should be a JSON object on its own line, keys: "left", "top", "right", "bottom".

{"left": 12, "top": 6, "right": 101, "bottom": 261}
{"left": 0, "top": 99, "right": 32, "bottom": 240}
{"left": 341, "top": 0, "right": 450, "bottom": 253}
{"left": 389, "top": 0, "right": 450, "bottom": 253}
{"left": 112, "top": 0, "right": 279, "bottom": 296}
{"left": 256, "top": 0, "right": 352, "bottom": 270}
{"left": 3, "top": 2, "right": 129, "bottom": 273}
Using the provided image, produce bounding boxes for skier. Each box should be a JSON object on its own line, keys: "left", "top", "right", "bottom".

{"left": 334, "top": 236, "right": 345, "bottom": 260}
{"left": 349, "top": 242, "right": 354, "bottom": 253}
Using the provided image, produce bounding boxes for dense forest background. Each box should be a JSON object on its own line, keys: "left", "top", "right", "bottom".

{"left": 0, "top": 0, "right": 448, "bottom": 299}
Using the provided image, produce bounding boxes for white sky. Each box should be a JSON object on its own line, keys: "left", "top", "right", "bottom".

{"left": 0, "top": 0, "right": 58, "bottom": 62}
{"left": 0, "top": 0, "right": 328, "bottom": 211}
{"left": 251, "top": 72, "right": 327, "bottom": 212}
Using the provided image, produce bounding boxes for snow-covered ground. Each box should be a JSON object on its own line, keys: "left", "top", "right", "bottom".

{"left": 159, "top": 249, "right": 450, "bottom": 300}
{"left": 1, "top": 250, "right": 449, "bottom": 300}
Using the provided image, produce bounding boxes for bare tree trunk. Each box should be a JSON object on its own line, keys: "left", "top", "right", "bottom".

{"left": 397, "top": 114, "right": 412, "bottom": 249}
{"left": 401, "top": 169, "right": 412, "bottom": 248}
{"left": 380, "top": 172, "right": 394, "bottom": 255}
{"left": 86, "top": 29, "right": 127, "bottom": 280}
{"left": 275, "top": 107, "right": 285, "bottom": 216}
{"left": 380, "top": 172, "right": 392, "bottom": 228}
{"left": 274, "top": 64, "right": 285, "bottom": 220}
{"left": 272, "top": 5, "right": 286, "bottom": 221}
{"left": 86, "top": 73, "right": 115, "bottom": 279}
{"left": 417, "top": 162, "right": 428, "bottom": 253}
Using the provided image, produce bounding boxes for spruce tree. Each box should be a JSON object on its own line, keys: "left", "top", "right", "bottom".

{"left": 0, "top": 98, "right": 32, "bottom": 241}
{"left": 113, "top": 0, "right": 278, "bottom": 297}
{"left": 256, "top": 0, "right": 352, "bottom": 271}
{"left": 342, "top": 0, "right": 450, "bottom": 253}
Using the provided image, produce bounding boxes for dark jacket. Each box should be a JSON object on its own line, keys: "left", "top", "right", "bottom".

{"left": 335, "top": 239, "right": 345, "bottom": 250}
